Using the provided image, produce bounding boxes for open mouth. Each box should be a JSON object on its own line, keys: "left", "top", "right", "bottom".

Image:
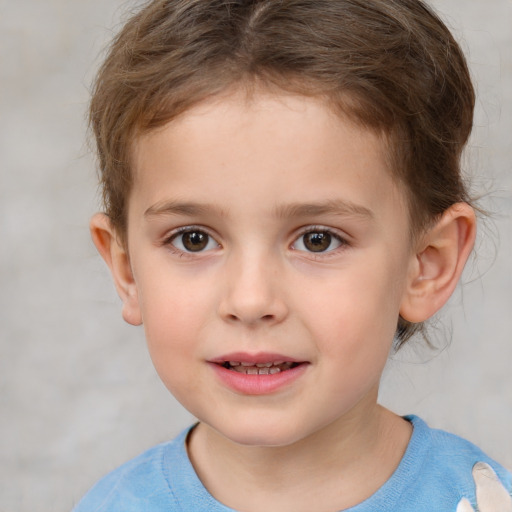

{"left": 210, "top": 356, "right": 309, "bottom": 393}
{"left": 219, "top": 361, "right": 300, "bottom": 375}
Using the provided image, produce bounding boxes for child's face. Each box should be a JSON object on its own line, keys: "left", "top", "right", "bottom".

{"left": 123, "top": 90, "right": 416, "bottom": 446}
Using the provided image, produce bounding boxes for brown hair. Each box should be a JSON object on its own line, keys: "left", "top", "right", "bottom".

{"left": 89, "top": 0, "right": 475, "bottom": 346}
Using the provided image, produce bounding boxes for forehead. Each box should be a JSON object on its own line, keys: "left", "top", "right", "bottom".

{"left": 134, "top": 87, "right": 384, "bottom": 155}
{"left": 130, "top": 90, "right": 408, "bottom": 229}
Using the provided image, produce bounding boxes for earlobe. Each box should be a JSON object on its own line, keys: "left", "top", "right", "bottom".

{"left": 90, "top": 213, "right": 142, "bottom": 326}
{"left": 400, "top": 203, "right": 476, "bottom": 323}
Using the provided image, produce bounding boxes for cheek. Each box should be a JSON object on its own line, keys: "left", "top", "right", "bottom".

{"left": 301, "top": 258, "right": 406, "bottom": 353}
{"left": 136, "top": 270, "right": 213, "bottom": 351}
{"left": 137, "top": 277, "right": 210, "bottom": 401}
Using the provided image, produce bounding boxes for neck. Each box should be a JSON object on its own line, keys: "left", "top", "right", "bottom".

{"left": 187, "top": 400, "right": 412, "bottom": 512}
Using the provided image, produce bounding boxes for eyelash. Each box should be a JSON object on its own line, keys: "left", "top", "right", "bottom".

{"left": 161, "top": 225, "right": 350, "bottom": 257}
{"left": 291, "top": 226, "right": 349, "bottom": 257}
{"left": 162, "top": 226, "right": 220, "bottom": 256}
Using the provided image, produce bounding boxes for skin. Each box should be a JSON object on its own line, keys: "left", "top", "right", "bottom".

{"left": 92, "top": 89, "right": 476, "bottom": 511}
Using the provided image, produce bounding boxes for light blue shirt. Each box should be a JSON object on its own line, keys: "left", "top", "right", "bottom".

{"left": 72, "top": 416, "right": 512, "bottom": 511}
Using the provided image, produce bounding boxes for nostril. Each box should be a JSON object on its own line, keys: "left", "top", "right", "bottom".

{"left": 218, "top": 291, "right": 288, "bottom": 325}
{"left": 226, "top": 313, "right": 274, "bottom": 322}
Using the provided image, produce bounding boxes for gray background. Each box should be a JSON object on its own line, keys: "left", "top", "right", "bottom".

{"left": 0, "top": 1, "right": 511, "bottom": 511}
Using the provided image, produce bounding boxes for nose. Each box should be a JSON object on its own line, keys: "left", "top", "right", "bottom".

{"left": 218, "top": 250, "right": 288, "bottom": 327}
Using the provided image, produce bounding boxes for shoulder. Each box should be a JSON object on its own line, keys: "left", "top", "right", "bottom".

{"left": 72, "top": 429, "right": 190, "bottom": 512}
{"left": 414, "top": 416, "right": 511, "bottom": 483}
{"left": 400, "top": 415, "right": 512, "bottom": 509}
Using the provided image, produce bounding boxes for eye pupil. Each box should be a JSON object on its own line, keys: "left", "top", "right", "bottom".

{"left": 183, "top": 231, "right": 208, "bottom": 251}
{"left": 304, "top": 232, "right": 331, "bottom": 252}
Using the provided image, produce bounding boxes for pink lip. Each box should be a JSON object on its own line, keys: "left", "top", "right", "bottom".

{"left": 208, "top": 352, "right": 309, "bottom": 395}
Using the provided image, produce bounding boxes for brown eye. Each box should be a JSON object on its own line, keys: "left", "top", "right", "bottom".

{"left": 182, "top": 231, "right": 208, "bottom": 251}
{"left": 170, "top": 229, "right": 218, "bottom": 253}
{"left": 292, "top": 229, "right": 343, "bottom": 254}
{"left": 302, "top": 232, "right": 332, "bottom": 252}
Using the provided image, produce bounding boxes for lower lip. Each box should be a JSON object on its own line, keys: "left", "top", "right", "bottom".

{"left": 209, "top": 363, "right": 308, "bottom": 395}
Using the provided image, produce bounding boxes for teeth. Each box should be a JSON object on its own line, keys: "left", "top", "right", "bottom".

{"left": 227, "top": 362, "right": 297, "bottom": 374}
{"left": 230, "top": 360, "right": 289, "bottom": 368}
{"left": 231, "top": 365, "right": 281, "bottom": 375}
{"left": 230, "top": 366, "right": 282, "bottom": 375}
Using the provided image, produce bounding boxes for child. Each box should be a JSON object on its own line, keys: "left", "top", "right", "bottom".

{"left": 74, "top": 0, "right": 512, "bottom": 510}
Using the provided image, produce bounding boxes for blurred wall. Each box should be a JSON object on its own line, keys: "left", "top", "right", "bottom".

{"left": 0, "top": 1, "right": 511, "bottom": 511}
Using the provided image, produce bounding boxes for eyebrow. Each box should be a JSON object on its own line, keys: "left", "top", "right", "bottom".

{"left": 144, "top": 200, "right": 226, "bottom": 218}
{"left": 144, "top": 199, "right": 374, "bottom": 220}
{"left": 274, "top": 199, "right": 374, "bottom": 220}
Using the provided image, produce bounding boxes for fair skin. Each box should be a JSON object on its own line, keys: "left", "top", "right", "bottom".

{"left": 92, "top": 90, "right": 476, "bottom": 512}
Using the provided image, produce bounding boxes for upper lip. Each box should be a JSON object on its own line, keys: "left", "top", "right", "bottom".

{"left": 209, "top": 352, "right": 304, "bottom": 364}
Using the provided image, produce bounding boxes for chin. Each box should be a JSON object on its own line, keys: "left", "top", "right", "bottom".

{"left": 210, "top": 416, "right": 311, "bottom": 448}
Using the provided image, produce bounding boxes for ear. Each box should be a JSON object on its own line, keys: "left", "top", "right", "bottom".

{"left": 90, "top": 213, "right": 142, "bottom": 326}
{"left": 400, "top": 203, "right": 476, "bottom": 323}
